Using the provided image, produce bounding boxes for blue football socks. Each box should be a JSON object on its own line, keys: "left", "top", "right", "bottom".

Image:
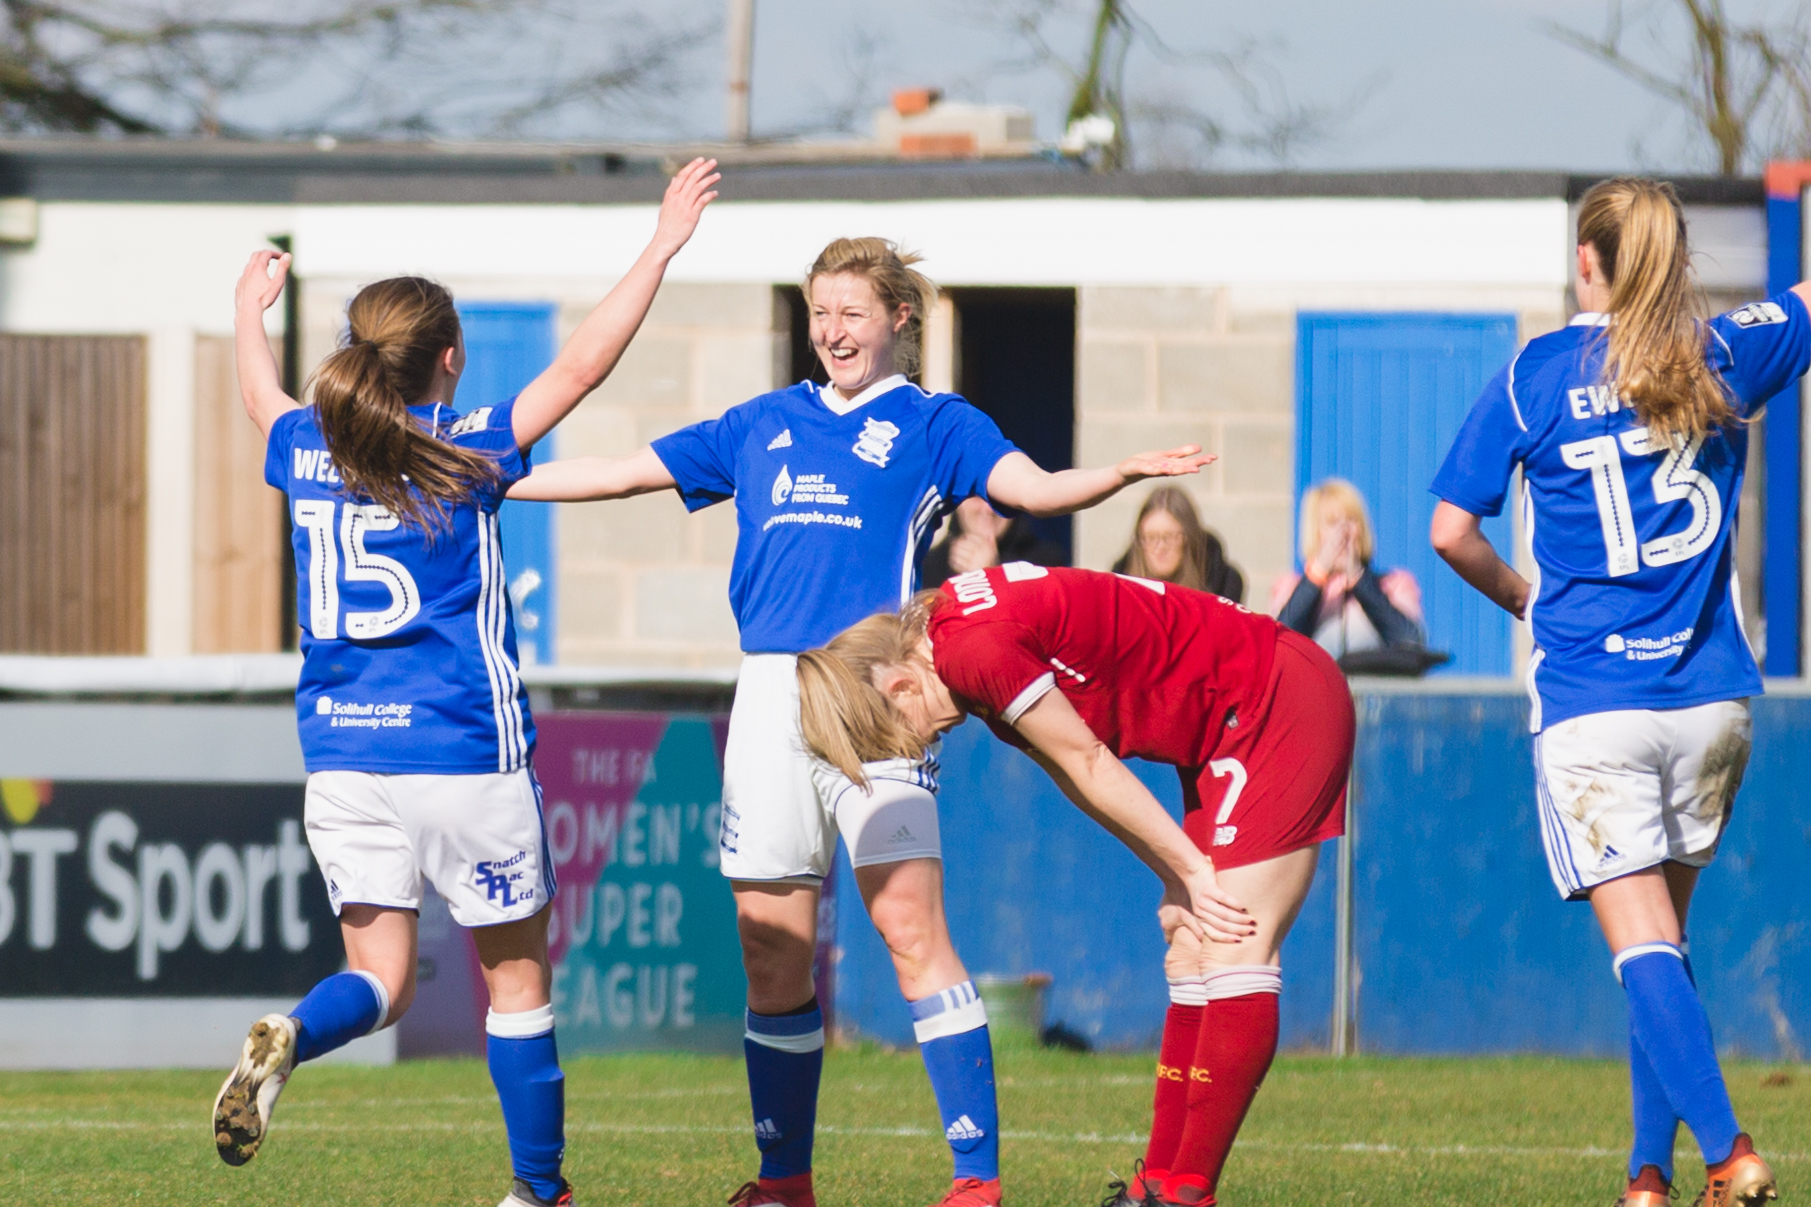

{"left": 744, "top": 999, "right": 825, "bottom": 1179}
{"left": 1616, "top": 943, "right": 1740, "bottom": 1168}
{"left": 910, "top": 980, "right": 1000, "bottom": 1183}
{"left": 1628, "top": 1020, "right": 1681, "bottom": 1180}
{"left": 487, "top": 1004, "right": 566, "bottom": 1203}
{"left": 291, "top": 970, "right": 388, "bottom": 1064}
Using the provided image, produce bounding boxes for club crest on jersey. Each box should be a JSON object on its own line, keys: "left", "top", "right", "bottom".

{"left": 852, "top": 417, "right": 901, "bottom": 468}
{"left": 1729, "top": 301, "right": 1787, "bottom": 327}
{"left": 772, "top": 464, "right": 794, "bottom": 505}
{"left": 767, "top": 428, "right": 792, "bottom": 450}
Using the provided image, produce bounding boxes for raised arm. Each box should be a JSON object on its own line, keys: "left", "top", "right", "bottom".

{"left": 985, "top": 446, "right": 1214, "bottom": 518}
{"left": 1430, "top": 500, "right": 1529, "bottom": 619}
{"left": 234, "top": 250, "right": 299, "bottom": 439}
{"left": 510, "top": 158, "right": 720, "bottom": 451}
{"left": 505, "top": 447, "right": 677, "bottom": 502}
{"left": 1012, "top": 688, "right": 1255, "bottom": 943}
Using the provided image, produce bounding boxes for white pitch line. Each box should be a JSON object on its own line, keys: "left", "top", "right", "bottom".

{"left": 0, "top": 1116, "right": 1806, "bottom": 1163}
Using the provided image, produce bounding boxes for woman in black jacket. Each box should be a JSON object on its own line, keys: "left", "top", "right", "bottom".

{"left": 1271, "top": 478, "right": 1424, "bottom": 655}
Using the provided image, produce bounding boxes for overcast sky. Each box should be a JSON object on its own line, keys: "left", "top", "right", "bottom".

{"left": 661, "top": 0, "right": 1761, "bottom": 174}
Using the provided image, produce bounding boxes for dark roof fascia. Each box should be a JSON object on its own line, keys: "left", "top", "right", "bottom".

{"left": 0, "top": 139, "right": 1764, "bottom": 207}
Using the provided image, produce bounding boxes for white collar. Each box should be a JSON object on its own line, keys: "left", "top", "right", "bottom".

{"left": 1569, "top": 312, "right": 1611, "bottom": 327}
{"left": 817, "top": 373, "right": 910, "bottom": 416}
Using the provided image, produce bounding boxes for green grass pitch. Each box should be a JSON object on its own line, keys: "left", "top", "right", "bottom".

{"left": 1, "top": 1047, "right": 1805, "bottom": 1206}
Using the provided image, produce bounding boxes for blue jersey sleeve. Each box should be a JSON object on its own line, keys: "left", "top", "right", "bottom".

{"left": 446, "top": 396, "right": 529, "bottom": 506}
{"left": 1430, "top": 361, "right": 1534, "bottom": 518}
{"left": 1708, "top": 289, "right": 1811, "bottom": 414}
{"left": 651, "top": 404, "right": 753, "bottom": 513}
{"left": 924, "top": 396, "right": 1018, "bottom": 502}
{"left": 263, "top": 408, "right": 304, "bottom": 490}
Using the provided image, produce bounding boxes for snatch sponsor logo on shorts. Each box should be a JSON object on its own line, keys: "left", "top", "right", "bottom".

{"left": 476, "top": 849, "right": 535, "bottom": 908}
{"left": 316, "top": 696, "right": 415, "bottom": 729}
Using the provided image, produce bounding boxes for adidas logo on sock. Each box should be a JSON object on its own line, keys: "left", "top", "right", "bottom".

{"left": 945, "top": 1115, "right": 985, "bottom": 1142}
{"left": 754, "top": 1118, "right": 781, "bottom": 1142}
{"left": 767, "top": 429, "right": 793, "bottom": 450}
{"left": 889, "top": 825, "right": 915, "bottom": 843}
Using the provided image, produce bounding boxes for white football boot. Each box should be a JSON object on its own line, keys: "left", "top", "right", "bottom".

{"left": 212, "top": 1012, "right": 298, "bottom": 1166}
{"left": 498, "top": 1176, "right": 574, "bottom": 1206}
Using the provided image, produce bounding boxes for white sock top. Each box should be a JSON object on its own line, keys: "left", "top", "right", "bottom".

{"left": 486, "top": 1003, "right": 556, "bottom": 1039}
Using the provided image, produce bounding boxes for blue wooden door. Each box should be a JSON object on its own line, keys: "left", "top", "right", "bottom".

{"left": 1296, "top": 313, "right": 1518, "bottom": 676}
{"left": 458, "top": 302, "right": 558, "bottom": 665}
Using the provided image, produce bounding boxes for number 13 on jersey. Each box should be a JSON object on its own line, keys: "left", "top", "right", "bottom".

{"left": 294, "top": 500, "right": 422, "bottom": 640}
{"left": 1559, "top": 426, "right": 1721, "bottom": 578}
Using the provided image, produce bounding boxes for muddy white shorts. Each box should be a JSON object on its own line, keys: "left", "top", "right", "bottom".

{"left": 1534, "top": 699, "right": 1751, "bottom": 900}
{"left": 304, "top": 767, "right": 554, "bottom": 927}
{"left": 719, "top": 653, "right": 943, "bottom": 883}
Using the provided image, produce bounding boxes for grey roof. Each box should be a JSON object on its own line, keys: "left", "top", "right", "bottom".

{"left": 0, "top": 137, "right": 1765, "bottom": 206}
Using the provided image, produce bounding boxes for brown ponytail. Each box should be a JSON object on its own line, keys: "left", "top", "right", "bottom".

{"left": 804, "top": 237, "right": 937, "bottom": 378}
{"left": 309, "top": 276, "right": 500, "bottom": 530}
{"left": 1576, "top": 177, "right": 1734, "bottom": 446}
{"left": 796, "top": 591, "right": 944, "bottom": 787}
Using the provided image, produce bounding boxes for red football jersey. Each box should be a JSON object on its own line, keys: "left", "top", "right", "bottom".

{"left": 928, "top": 563, "right": 1280, "bottom": 768}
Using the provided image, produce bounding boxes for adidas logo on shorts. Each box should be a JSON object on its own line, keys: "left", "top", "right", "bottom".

{"left": 945, "top": 1114, "right": 985, "bottom": 1142}
{"left": 754, "top": 1118, "right": 781, "bottom": 1142}
{"left": 889, "top": 825, "right": 915, "bottom": 844}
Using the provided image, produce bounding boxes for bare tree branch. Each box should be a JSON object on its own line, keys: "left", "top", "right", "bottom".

{"left": 1547, "top": 0, "right": 1811, "bottom": 175}
{"left": 958, "top": 0, "right": 1357, "bottom": 171}
{"left": 0, "top": 0, "right": 700, "bottom": 139}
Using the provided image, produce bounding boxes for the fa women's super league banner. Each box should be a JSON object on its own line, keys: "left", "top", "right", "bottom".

{"left": 0, "top": 714, "right": 749, "bottom": 1056}
{"left": 536, "top": 713, "right": 747, "bottom": 1053}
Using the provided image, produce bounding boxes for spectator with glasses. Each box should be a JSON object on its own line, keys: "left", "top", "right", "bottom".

{"left": 1113, "top": 485, "right": 1245, "bottom": 603}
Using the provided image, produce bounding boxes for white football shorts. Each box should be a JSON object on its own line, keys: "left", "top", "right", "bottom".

{"left": 719, "top": 653, "right": 942, "bottom": 883}
{"left": 1534, "top": 698, "right": 1751, "bottom": 900}
{"left": 304, "top": 766, "right": 554, "bottom": 927}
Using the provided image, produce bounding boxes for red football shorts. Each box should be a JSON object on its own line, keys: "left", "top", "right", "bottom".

{"left": 1179, "top": 629, "right": 1355, "bottom": 870}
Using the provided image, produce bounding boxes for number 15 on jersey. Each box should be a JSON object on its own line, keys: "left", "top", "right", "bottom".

{"left": 294, "top": 500, "right": 423, "bottom": 640}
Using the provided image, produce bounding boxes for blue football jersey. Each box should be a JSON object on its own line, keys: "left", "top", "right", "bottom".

{"left": 1432, "top": 292, "right": 1811, "bottom": 731}
{"left": 265, "top": 399, "right": 536, "bottom": 774}
{"left": 652, "top": 375, "right": 1019, "bottom": 652}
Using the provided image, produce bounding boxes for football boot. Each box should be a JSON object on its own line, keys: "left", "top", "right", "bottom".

{"left": 1101, "top": 1162, "right": 1168, "bottom": 1207}
{"left": 1615, "top": 1164, "right": 1673, "bottom": 1207}
{"left": 1691, "top": 1135, "right": 1777, "bottom": 1207}
{"left": 1155, "top": 1172, "right": 1214, "bottom": 1207}
{"left": 728, "top": 1173, "right": 817, "bottom": 1207}
{"left": 212, "top": 1013, "right": 298, "bottom": 1167}
{"left": 499, "top": 1177, "right": 575, "bottom": 1207}
{"left": 929, "top": 1176, "right": 1002, "bottom": 1207}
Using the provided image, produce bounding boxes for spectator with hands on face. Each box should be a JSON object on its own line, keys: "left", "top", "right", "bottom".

{"left": 1272, "top": 478, "right": 1424, "bottom": 658}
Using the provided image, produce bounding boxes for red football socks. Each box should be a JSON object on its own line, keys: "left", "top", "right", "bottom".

{"left": 1144, "top": 1002, "right": 1204, "bottom": 1169}
{"left": 1170, "top": 992, "right": 1279, "bottom": 1192}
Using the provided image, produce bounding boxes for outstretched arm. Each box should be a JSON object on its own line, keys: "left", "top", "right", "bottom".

{"left": 1013, "top": 689, "right": 1255, "bottom": 943}
{"left": 510, "top": 158, "right": 720, "bottom": 451}
{"left": 234, "top": 250, "right": 299, "bottom": 439}
{"left": 985, "top": 446, "right": 1214, "bottom": 518}
{"left": 505, "top": 447, "right": 677, "bottom": 502}
{"left": 1430, "top": 500, "right": 1528, "bottom": 619}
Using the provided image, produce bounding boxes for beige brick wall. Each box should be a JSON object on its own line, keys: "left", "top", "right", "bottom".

{"left": 553, "top": 282, "right": 778, "bottom": 669}
{"left": 1073, "top": 286, "right": 1294, "bottom": 608}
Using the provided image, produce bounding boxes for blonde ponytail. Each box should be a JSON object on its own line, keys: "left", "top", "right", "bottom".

{"left": 804, "top": 237, "right": 937, "bottom": 378}
{"left": 1576, "top": 177, "right": 1735, "bottom": 446}
{"left": 795, "top": 591, "right": 945, "bottom": 788}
